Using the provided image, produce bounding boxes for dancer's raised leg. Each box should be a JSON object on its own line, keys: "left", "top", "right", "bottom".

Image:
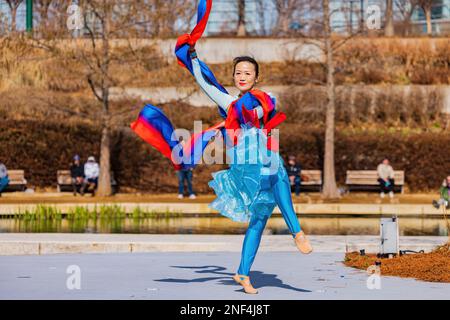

{"left": 273, "top": 175, "right": 313, "bottom": 254}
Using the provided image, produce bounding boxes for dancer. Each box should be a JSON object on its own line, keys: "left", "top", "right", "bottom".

{"left": 131, "top": 0, "right": 312, "bottom": 295}
{"left": 189, "top": 45, "right": 312, "bottom": 294}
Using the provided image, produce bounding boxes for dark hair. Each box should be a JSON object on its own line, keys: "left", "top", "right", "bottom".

{"left": 233, "top": 56, "right": 259, "bottom": 78}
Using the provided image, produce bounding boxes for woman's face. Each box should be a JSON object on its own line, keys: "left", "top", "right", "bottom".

{"left": 233, "top": 61, "right": 258, "bottom": 95}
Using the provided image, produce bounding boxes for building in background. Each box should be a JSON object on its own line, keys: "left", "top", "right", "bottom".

{"left": 411, "top": 0, "right": 450, "bottom": 34}
{"left": 0, "top": 0, "right": 449, "bottom": 36}
{"left": 330, "top": 0, "right": 450, "bottom": 35}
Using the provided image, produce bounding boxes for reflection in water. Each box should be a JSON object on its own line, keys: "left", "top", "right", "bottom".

{"left": 0, "top": 216, "right": 448, "bottom": 236}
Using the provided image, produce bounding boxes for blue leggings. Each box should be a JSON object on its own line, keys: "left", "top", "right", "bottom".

{"left": 237, "top": 176, "right": 301, "bottom": 276}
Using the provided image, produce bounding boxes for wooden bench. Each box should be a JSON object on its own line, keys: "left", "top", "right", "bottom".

{"left": 3, "top": 170, "right": 27, "bottom": 192}
{"left": 345, "top": 170, "right": 405, "bottom": 193}
{"left": 298, "top": 170, "right": 322, "bottom": 192}
{"left": 56, "top": 170, "right": 117, "bottom": 193}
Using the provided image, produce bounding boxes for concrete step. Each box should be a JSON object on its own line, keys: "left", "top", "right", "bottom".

{"left": 0, "top": 234, "right": 446, "bottom": 256}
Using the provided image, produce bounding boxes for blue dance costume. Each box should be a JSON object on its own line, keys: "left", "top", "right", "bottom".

{"left": 191, "top": 55, "right": 302, "bottom": 276}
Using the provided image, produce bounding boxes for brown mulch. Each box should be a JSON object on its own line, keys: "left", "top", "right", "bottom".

{"left": 344, "top": 243, "right": 450, "bottom": 283}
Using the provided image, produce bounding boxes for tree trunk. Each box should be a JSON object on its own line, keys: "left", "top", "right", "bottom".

{"left": 425, "top": 7, "right": 432, "bottom": 36}
{"left": 10, "top": 7, "right": 17, "bottom": 32}
{"left": 385, "top": 0, "right": 394, "bottom": 36}
{"left": 97, "top": 116, "right": 112, "bottom": 197}
{"left": 96, "top": 74, "right": 112, "bottom": 197}
{"left": 322, "top": 0, "right": 340, "bottom": 199}
{"left": 403, "top": 18, "right": 411, "bottom": 36}
{"left": 96, "top": 4, "right": 112, "bottom": 197}
{"left": 278, "top": 11, "right": 290, "bottom": 34}
{"left": 237, "top": 0, "right": 246, "bottom": 36}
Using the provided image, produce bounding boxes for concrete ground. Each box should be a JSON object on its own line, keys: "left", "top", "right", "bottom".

{"left": 0, "top": 234, "right": 447, "bottom": 255}
{"left": 0, "top": 234, "right": 448, "bottom": 300}
{"left": 1, "top": 251, "right": 449, "bottom": 300}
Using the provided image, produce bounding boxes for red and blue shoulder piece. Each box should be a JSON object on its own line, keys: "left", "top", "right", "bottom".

{"left": 225, "top": 89, "right": 283, "bottom": 129}
{"left": 224, "top": 90, "right": 286, "bottom": 151}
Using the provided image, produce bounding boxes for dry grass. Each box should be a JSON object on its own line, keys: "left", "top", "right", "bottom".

{"left": 1, "top": 38, "right": 449, "bottom": 92}
{"left": 278, "top": 85, "right": 445, "bottom": 128}
{"left": 344, "top": 242, "right": 450, "bottom": 283}
{"left": 1, "top": 117, "right": 449, "bottom": 192}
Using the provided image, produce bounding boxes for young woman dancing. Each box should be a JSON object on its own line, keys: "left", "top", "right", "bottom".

{"left": 188, "top": 45, "right": 312, "bottom": 294}
{"left": 131, "top": 0, "right": 312, "bottom": 295}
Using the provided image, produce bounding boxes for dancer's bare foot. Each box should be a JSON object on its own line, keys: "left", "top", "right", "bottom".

{"left": 294, "top": 231, "right": 313, "bottom": 254}
{"left": 232, "top": 274, "right": 258, "bottom": 294}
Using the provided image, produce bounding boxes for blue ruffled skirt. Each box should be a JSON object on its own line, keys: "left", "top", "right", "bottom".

{"left": 208, "top": 126, "right": 288, "bottom": 222}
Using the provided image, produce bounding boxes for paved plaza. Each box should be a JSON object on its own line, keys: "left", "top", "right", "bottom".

{"left": 0, "top": 250, "right": 449, "bottom": 300}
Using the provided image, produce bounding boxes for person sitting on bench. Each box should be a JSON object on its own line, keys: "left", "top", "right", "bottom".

{"left": 377, "top": 157, "right": 395, "bottom": 199}
{"left": 432, "top": 176, "right": 450, "bottom": 209}
{"left": 81, "top": 156, "right": 99, "bottom": 195}
{"left": 286, "top": 155, "right": 301, "bottom": 197}
{"left": 70, "top": 155, "right": 85, "bottom": 196}
{"left": 0, "top": 162, "right": 9, "bottom": 196}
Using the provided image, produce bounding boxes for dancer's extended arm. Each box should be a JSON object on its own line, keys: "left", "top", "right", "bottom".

{"left": 191, "top": 51, "right": 234, "bottom": 114}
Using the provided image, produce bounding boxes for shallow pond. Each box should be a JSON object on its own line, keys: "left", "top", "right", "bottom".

{"left": 0, "top": 215, "right": 448, "bottom": 235}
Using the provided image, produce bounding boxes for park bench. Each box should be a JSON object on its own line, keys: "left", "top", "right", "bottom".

{"left": 298, "top": 170, "right": 322, "bottom": 192}
{"left": 56, "top": 170, "right": 118, "bottom": 193}
{"left": 3, "top": 170, "right": 27, "bottom": 192}
{"left": 345, "top": 170, "right": 405, "bottom": 193}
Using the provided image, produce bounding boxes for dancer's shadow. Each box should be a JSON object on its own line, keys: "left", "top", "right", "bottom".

{"left": 244, "top": 270, "right": 311, "bottom": 293}
{"left": 154, "top": 265, "right": 311, "bottom": 293}
{"left": 154, "top": 265, "right": 234, "bottom": 283}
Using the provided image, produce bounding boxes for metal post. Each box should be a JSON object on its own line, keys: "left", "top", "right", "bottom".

{"left": 26, "top": 0, "right": 33, "bottom": 33}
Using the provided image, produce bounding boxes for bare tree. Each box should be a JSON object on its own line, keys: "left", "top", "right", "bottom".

{"left": 321, "top": 0, "right": 340, "bottom": 199}
{"left": 5, "top": 0, "right": 24, "bottom": 33}
{"left": 253, "top": 0, "right": 270, "bottom": 35}
{"left": 385, "top": 0, "right": 395, "bottom": 36}
{"left": 27, "top": 0, "right": 174, "bottom": 196}
{"left": 284, "top": 0, "right": 362, "bottom": 199}
{"left": 140, "top": 0, "right": 196, "bottom": 37}
{"left": 395, "top": 0, "right": 419, "bottom": 36}
{"left": 272, "top": 0, "right": 306, "bottom": 36}
{"left": 35, "top": 0, "right": 53, "bottom": 23}
{"left": 418, "top": 0, "right": 433, "bottom": 35}
{"left": 237, "top": 0, "right": 246, "bottom": 36}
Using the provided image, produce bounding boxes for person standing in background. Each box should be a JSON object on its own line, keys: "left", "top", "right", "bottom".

{"left": 0, "top": 162, "right": 9, "bottom": 196}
